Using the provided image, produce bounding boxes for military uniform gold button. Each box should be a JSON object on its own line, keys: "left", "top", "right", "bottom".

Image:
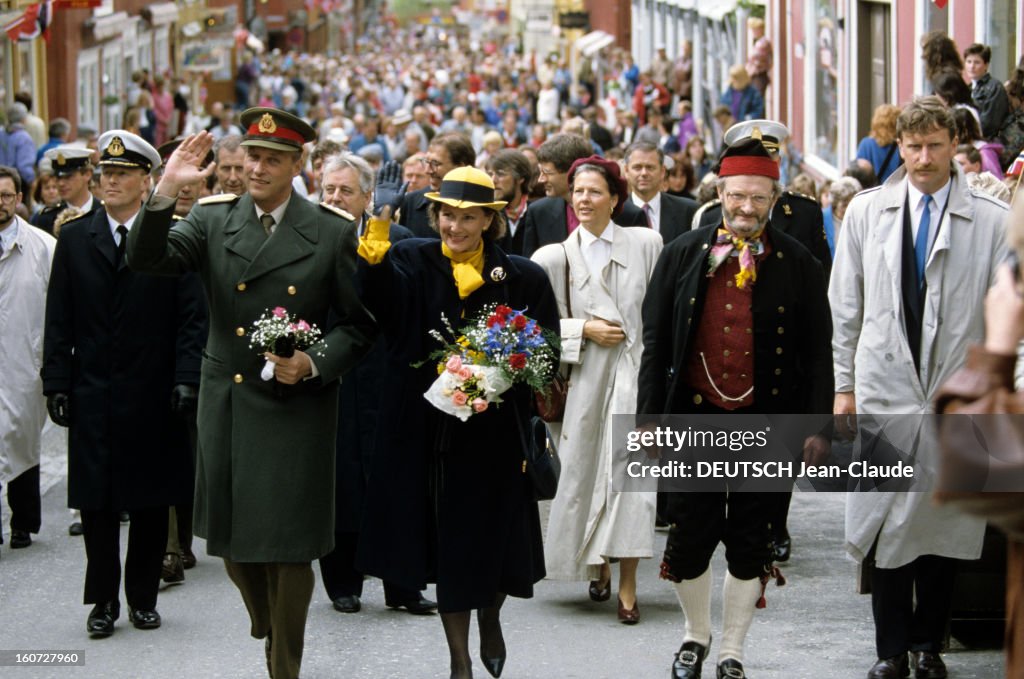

{"left": 724, "top": 350, "right": 730, "bottom": 357}
{"left": 726, "top": 281, "right": 734, "bottom": 287}
{"left": 233, "top": 374, "right": 243, "bottom": 383}
{"left": 776, "top": 252, "right": 784, "bottom": 259}
{"left": 724, "top": 326, "right": 731, "bottom": 333}
{"left": 725, "top": 303, "right": 733, "bottom": 310}
{"left": 722, "top": 373, "right": 729, "bottom": 379}
{"left": 236, "top": 327, "right": 245, "bottom": 336}
{"left": 776, "top": 347, "right": 783, "bottom": 355}
{"left": 774, "top": 368, "right": 782, "bottom": 375}
{"left": 746, "top": 328, "right": 752, "bottom": 334}
{"left": 771, "top": 388, "right": 779, "bottom": 395}
{"left": 777, "top": 327, "right": 784, "bottom": 334}
{"left": 288, "top": 285, "right": 297, "bottom": 295}
{"left": 693, "top": 394, "right": 703, "bottom": 405}
{"left": 690, "top": 297, "right": 696, "bottom": 305}
{"left": 777, "top": 306, "right": 785, "bottom": 313}
{"left": 237, "top": 283, "right": 246, "bottom": 291}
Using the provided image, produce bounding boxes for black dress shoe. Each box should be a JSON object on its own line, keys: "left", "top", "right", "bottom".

{"left": 181, "top": 547, "right": 197, "bottom": 569}
{"left": 87, "top": 601, "right": 120, "bottom": 637}
{"left": 772, "top": 531, "right": 791, "bottom": 563}
{"left": 911, "top": 651, "right": 946, "bottom": 679}
{"left": 128, "top": 607, "right": 161, "bottom": 629}
{"left": 332, "top": 595, "right": 361, "bottom": 613}
{"left": 479, "top": 618, "right": 506, "bottom": 678}
{"left": 868, "top": 654, "right": 910, "bottom": 679}
{"left": 386, "top": 595, "right": 437, "bottom": 614}
{"left": 161, "top": 552, "right": 185, "bottom": 585}
{"left": 672, "top": 637, "right": 710, "bottom": 679}
{"left": 588, "top": 580, "right": 611, "bottom": 602}
{"left": 717, "top": 658, "right": 746, "bottom": 678}
{"left": 9, "top": 529, "right": 31, "bottom": 548}
{"left": 68, "top": 521, "right": 83, "bottom": 536}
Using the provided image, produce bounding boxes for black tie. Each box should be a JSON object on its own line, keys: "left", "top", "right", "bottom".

{"left": 115, "top": 225, "right": 127, "bottom": 266}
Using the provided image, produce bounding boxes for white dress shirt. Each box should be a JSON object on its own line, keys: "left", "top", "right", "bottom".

{"left": 578, "top": 220, "right": 614, "bottom": 279}
{"left": 906, "top": 176, "right": 952, "bottom": 258}
{"left": 632, "top": 191, "right": 662, "bottom": 233}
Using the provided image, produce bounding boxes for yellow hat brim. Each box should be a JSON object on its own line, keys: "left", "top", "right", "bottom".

{"left": 425, "top": 193, "right": 508, "bottom": 211}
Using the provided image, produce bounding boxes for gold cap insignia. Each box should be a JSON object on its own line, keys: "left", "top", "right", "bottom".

{"left": 108, "top": 137, "right": 125, "bottom": 157}
{"left": 783, "top": 204, "right": 792, "bottom": 216}
{"left": 56, "top": 153, "right": 66, "bottom": 166}
{"left": 258, "top": 113, "right": 277, "bottom": 134}
{"left": 490, "top": 267, "right": 506, "bottom": 282}
{"left": 751, "top": 126, "right": 763, "bottom": 141}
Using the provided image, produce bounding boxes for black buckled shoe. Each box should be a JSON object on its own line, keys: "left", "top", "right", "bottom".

{"left": 672, "top": 638, "right": 710, "bottom": 679}
{"left": 68, "top": 521, "right": 84, "bottom": 536}
{"left": 772, "top": 531, "right": 791, "bottom": 563}
{"left": 911, "top": 651, "right": 947, "bottom": 679}
{"left": 332, "top": 595, "right": 361, "bottom": 613}
{"left": 10, "top": 529, "right": 31, "bottom": 548}
{"left": 128, "top": 607, "right": 161, "bottom": 630}
{"left": 161, "top": 552, "right": 185, "bottom": 585}
{"left": 87, "top": 601, "right": 120, "bottom": 637}
{"left": 867, "top": 654, "right": 910, "bottom": 679}
{"left": 717, "top": 659, "right": 746, "bottom": 678}
{"left": 385, "top": 594, "right": 437, "bottom": 615}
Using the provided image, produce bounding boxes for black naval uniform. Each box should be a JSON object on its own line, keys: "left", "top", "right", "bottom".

{"left": 32, "top": 199, "right": 101, "bottom": 236}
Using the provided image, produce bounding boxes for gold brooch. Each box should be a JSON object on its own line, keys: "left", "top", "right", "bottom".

{"left": 258, "top": 113, "right": 277, "bottom": 134}
{"left": 108, "top": 137, "right": 125, "bottom": 157}
{"left": 490, "top": 267, "right": 506, "bottom": 282}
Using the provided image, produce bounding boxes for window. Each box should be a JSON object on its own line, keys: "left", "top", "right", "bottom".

{"left": 983, "top": 0, "right": 1018, "bottom": 83}
{"left": 78, "top": 48, "right": 101, "bottom": 130}
{"left": 154, "top": 27, "right": 171, "bottom": 74}
{"left": 102, "top": 46, "right": 123, "bottom": 131}
{"left": 809, "top": 0, "right": 839, "bottom": 167}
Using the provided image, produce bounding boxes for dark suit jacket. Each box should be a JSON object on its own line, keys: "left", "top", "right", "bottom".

{"left": 42, "top": 207, "right": 205, "bottom": 511}
{"left": 637, "top": 223, "right": 833, "bottom": 419}
{"left": 630, "top": 192, "right": 699, "bottom": 245}
{"left": 397, "top": 187, "right": 438, "bottom": 239}
{"left": 520, "top": 196, "right": 649, "bottom": 258}
{"left": 32, "top": 198, "right": 101, "bottom": 236}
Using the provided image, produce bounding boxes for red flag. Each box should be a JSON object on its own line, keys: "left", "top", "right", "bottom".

{"left": 3, "top": 2, "right": 54, "bottom": 43}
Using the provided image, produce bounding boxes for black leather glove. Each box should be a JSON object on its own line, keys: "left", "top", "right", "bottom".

{"left": 47, "top": 393, "right": 71, "bottom": 427}
{"left": 171, "top": 384, "right": 198, "bottom": 414}
{"left": 373, "top": 160, "right": 408, "bottom": 218}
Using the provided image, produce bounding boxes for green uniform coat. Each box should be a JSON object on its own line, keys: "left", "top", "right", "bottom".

{"left": 128, "top": 192, "right": 376, "bottom": 562}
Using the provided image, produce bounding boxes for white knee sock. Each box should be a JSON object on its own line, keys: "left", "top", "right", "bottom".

{"left": 672, "top": 566, "right": 712, "bottom": 646}
{"left": 718, "top": 571, "right": 761, "bottom": 663}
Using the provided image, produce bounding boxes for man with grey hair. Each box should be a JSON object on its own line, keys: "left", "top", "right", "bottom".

{"left": 213, "top": 134, "right": 247, "bottom": 196}
{"left": 0, "top": 103, "right": 37, "bottom": 186}
{"left": 317, "top": 154, "right": 435, "bottom": 615}
{"left": 37, "top": 118, "right": 72, "bottom": 164}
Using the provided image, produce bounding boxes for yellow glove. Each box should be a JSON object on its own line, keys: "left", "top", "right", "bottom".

{"left": 357, "top": 214, "right": 392, "bottom": 264}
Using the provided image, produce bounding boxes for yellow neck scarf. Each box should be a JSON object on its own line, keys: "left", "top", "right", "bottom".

{"left": 441, "top": 241, "right": 485, "bottom": 299}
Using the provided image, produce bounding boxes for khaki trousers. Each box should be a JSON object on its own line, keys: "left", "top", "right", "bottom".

{"left": 223, "top": 559, "right": 314, "bottom": 679}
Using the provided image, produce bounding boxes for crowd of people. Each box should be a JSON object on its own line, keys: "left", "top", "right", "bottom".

{"left": 2, "top": 14, "right": 1024, "bottom": 679}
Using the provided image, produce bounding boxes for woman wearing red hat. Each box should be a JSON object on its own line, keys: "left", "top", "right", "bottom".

{"left": 531, "top": 156, "right": 663, "bottom": 624}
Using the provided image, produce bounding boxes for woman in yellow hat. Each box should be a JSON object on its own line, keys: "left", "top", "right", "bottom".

{"left": 356, "top": 166, "right": 560, "bottom": 679}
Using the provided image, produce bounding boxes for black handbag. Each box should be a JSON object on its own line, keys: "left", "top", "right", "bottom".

{"left": 513, "top": 400, "right": 561, "bottom": 501}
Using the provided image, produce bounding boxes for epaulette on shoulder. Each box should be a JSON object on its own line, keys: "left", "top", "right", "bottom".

{"left": 319, "top": 202, "right": 356, "bottom": 222}
{"left": 41, "top": 203, "right": 63, "bottom": 213}
{"left": 783, "top": 190, "right": 819, "bottom": 205}
{"left": 692, "top": 198, "right": 721, "bottom": 229}
{"left": 172, "top": 214, "right": 185, "bottom": 221}
{"left": 198, "top": 193, "right": 239, "bottom": 205}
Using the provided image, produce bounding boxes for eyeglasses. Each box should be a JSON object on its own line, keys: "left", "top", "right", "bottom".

{"left": 0, "top": 192, "right": 18, "bottom": 204}
{"left": 425, "top": 159, "right": 444, "bottom": 170}
{"left": 724, "top": 192, "right": 772, "bottom": 208}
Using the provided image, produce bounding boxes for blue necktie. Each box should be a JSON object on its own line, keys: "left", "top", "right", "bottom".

{"left": 915, "top": 194, "right": 932, "bottom": 288}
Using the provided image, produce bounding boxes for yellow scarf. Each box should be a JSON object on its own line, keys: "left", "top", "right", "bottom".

{"left": 442, "top": 241, "right": 485, "bottom": 299}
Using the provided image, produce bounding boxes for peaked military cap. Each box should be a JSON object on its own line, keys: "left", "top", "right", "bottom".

{"left": 239, "top": 107, "right": 316, "bottom": 152}
{"left": 96, "top": 130, "right": 161, "bottom": 173}
{"left": 723, "top": 119, "right": 791, "bottom": 153}
{"left": 45, "top": 145, "right": 93, "bottom": 177}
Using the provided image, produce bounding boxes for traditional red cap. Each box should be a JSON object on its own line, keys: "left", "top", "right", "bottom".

{"left": 716, "top": 138, "right": 780, "bottom": 180}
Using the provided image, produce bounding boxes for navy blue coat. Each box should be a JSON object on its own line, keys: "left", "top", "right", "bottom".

{"left": 355, "top": 237, "right": 559, "bottom": 613}
{"left": 41, "top": 208, "right": 206, "bottom": 511}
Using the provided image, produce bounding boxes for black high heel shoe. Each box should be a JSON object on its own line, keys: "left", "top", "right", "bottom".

{"left": 479, "top": 620, "right": 506, "bottom": 678}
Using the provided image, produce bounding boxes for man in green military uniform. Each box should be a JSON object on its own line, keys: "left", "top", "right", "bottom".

{"left": 693, "top": 119, "right": 832, "bottom": 277}
{"left": 127, "top": 107, "right": 376, "bottom": 679}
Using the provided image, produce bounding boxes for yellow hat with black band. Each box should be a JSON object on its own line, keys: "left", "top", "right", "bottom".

{"left": 96, "top": 130, "right": 162, "bottom": 173}
{"left": 239, "top": 107, "right": 316, "bottom": 152}
{"left": 425, "top": 166, "right": 508, "bottom": 211}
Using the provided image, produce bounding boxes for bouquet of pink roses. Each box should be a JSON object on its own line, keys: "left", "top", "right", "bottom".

{"left": 422, "top": 305, "right": 557, "bottom": 421}
{"left": 249, "top": 306, "right": 324, "bottom": 382}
